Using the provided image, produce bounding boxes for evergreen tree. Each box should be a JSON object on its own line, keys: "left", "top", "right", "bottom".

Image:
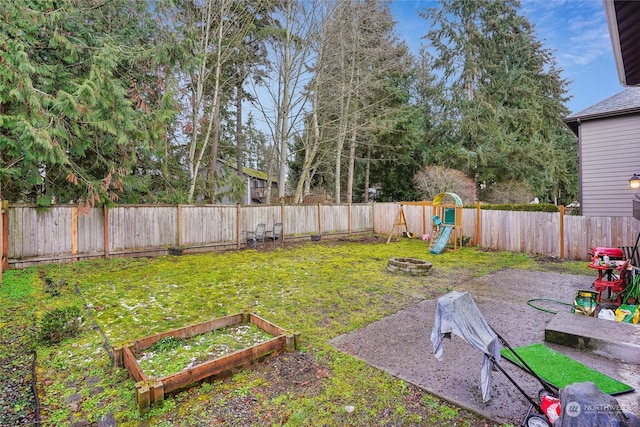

{"left": 364, "top": 105, "right": 424, "bottom": 202}
{"left": 243, "top": 114, "right": 270, "bottom": 171}
{"left": 0, "top": 1, "right": 176, "bottom": 206}
{"left": 420, "top": 0, "right": 578, "bottom": 203}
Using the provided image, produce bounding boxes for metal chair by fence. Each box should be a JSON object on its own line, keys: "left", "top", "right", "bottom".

{"left": 246, "top": 223, "right": 266, "bottom": 248}
{"left": 266, "top": 223, "right": 283, "bottom": 246}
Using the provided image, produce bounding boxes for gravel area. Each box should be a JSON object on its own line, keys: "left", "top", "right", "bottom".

{"left": 0, "top": 323, "right": 38, "bottom": 426}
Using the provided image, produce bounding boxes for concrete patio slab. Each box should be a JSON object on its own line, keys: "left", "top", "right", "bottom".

{"left": 329, "top": 269, "right": 639, "bottom": 425}
{"left": 545, "top": 311, "right": 640, "bottom": 364}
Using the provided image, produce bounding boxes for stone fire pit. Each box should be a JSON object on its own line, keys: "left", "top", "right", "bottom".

{"left": 386, "top": 257, "right": 432, "bottom": 276}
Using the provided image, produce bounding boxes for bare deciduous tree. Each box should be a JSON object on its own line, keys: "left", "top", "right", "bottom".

{"left": 413, "top": 166, "right": 477, "bottom": 204}
{"left": 250, "top": 0, "right": 329, "bottom": 202}
{"left": 175, "top": 0, "right": 264, "bottom": 203}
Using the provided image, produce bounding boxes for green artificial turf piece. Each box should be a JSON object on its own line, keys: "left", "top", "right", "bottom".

{"left": 500, "top": 343, "right": 634, "bottom": 395}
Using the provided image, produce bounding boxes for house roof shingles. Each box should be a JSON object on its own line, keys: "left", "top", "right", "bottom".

{"left": 563, "top": 87, "right": 640, "bottom": 134}
{"left": 604, "top": 0, "right": 640, "bottom": 86}
{"left": 219, "top": 159, "right": 278, "bottom": 182}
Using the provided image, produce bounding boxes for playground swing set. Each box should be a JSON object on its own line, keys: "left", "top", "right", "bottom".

{"left": 386, "top": 192, "right": 464, "bottom": 254}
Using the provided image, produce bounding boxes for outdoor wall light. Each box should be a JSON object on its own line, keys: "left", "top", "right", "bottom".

{"left": 629, "top": 174, "right": 640, "bottom": 189}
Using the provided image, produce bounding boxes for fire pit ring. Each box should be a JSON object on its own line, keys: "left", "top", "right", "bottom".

{"left": 386, "top": 257, "right": 432, "bottom": 276}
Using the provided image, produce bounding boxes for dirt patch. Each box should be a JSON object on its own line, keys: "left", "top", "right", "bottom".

{"left": 162, "top": 351, "right": 327, "bottom": 426}
{"left": 155, "top": 350, "right": 495, "bottom": 427}
{"left": 244, "top": 233, "right": 389, "bottom": 252}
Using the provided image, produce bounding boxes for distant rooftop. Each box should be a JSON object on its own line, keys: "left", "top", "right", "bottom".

{"left": 563, "top": 87, "right": 640, "bottom": 134}
{"left": 219, "top": 159, "right": 278, "bottom": 182}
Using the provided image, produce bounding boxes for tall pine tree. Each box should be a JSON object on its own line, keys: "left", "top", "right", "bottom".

{"left": 420, "top": 0, "right": 578, "bottom": 203}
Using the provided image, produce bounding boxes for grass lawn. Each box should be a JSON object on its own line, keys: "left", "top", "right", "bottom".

{"left": 0, "top": 235, "right": 590, "bottom": 426}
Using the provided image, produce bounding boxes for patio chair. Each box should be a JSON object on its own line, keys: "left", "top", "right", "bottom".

{"left": 246, "top": 223, "right": 267, "bottom": 248}
{"left": 266, "top": 223, "right": 283, "bottom": 246}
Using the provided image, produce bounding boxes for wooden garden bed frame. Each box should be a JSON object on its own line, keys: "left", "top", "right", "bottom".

{"left": 112, "top": 312, "right": 300, "bottom": 414}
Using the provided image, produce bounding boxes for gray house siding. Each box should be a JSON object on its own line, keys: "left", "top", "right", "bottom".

{"left": 564, "top": 87, "right": 640, "bottom": 217}
{"left": 580, "top": 115, "right": 640, "bottom": 216}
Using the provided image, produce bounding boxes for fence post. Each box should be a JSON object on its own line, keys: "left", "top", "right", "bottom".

{"left": 1, "top": 201, "right": 7, "bottom": 273}
{"left": 0, "top": 200, "right": 3, "bottom": 285}
{"left": 559, "top": 205, "right": 565, "bottom": 259}
{"left": 103, "top": 205, "right": 110, "bottom": 259}
{"left": 475, "top": 201, "right": 481, "bottom": 247}
{"left": 372, "top": 203, "right": 376, "bottom": 234}
{"left": 280, "top": 201, "right": 285, "bottom": 242}
{"left": 317, "top": 202, "right": 322, "bottom": 235}
{"left": 421, "top": 201, "right": 427, "bottom": 236}
{"left": 236, "top": 203, "right": 242, "bottom": 249}
{"left": 71, "top": 206, "right": 78, "bottom": 261}
{"left": 348, "top": 203, "right": 352, "bottom": 235}
{"left": 177, "top": 204, "right": 183, "bottom": 247}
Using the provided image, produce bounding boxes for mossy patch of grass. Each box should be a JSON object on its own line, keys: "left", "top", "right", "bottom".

{"left": 37, "top": 305, "right": 83, "bottom": 344}
{"left": 136, "top": 324, "right": 274, "bottom": 378}
{"left": 3, "top": 239, "right": 584, "bottom": 426}
{"left": 1, "top": 268, "right": 36, "bottom": 301}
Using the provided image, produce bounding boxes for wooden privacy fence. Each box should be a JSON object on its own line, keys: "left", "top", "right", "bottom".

{"left": 1, "top": 201, "right": 6, "bottom": 282}
{"left": 5, "top": 203, "right": 379, "bottom": 268}
{"left": 3, "top": 201, "right": 640, "bottom": 270}
{"left": 459, "top": 206, "right": 640, "bottom": 261}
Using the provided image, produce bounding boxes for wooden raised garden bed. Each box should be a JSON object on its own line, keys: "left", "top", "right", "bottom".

{"left": 112, "top": 312, "right": 300, "bottom": 414}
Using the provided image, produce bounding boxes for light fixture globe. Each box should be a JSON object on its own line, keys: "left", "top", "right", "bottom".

{"left": 630, "top": 174, "right": 640, "bottom": 190}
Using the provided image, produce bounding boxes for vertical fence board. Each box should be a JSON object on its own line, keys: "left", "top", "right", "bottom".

{"left": 241, "top": 205, "right": 280, "bottom": 238}
{"left": 109, "top": 206, "right": 177, "bottom": 251}
{"left": 77, "top": 208, "right": 104, "bottom": 255}
{"left": 182, "top": 205, "right": 237, "bottom": 245}
{"left": 402, "top": 205, "right": 423, "bottom": 236}
{"left": 351, "top": 204, "right": 372, "bottom": 232}
{"left": 321, "top": 205, "right": 348, "bottom": 234}
{"left": 108, "top": 207, "right": 122, "bottom": 252}
{"left": 283, "top": 205, "right": 317, "bottom": 235}
{"left": 461, "top": 208, "right": 476, "bottom": 244}
{"left": 374, "top": 203, "right": 399, "bottom": 235}
{"left": 8, "top": 206, "right": 73, "bottom": 259}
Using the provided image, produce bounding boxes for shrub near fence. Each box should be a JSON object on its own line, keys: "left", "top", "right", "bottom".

{"left": 2, "top": 201, "right": 640, "bottom": 271}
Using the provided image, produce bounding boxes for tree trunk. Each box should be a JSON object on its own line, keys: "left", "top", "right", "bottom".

{"left": 346, "top": 112, "right": 357, "bottom": 204}
{"left": 236, "top": 80, "right": 245, "bottom": 203}
{"left": 293, "top": 80, "right": 321, "bottom": 203}
{"left": 277, "top": 1, "right": 292, "bottom": 200}
{"left": 363, "top": 143, "right": 371, "bottom": 202}
{"left": 334, "top": 2, "right": 358, "bottom": 204}
{"left": 187, "top": 1, "right": 226, "bottom": 204}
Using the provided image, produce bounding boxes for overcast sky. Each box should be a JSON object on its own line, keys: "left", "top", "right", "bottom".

{"left": 390, "top": 0, "right": 623, "bottom": 115}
